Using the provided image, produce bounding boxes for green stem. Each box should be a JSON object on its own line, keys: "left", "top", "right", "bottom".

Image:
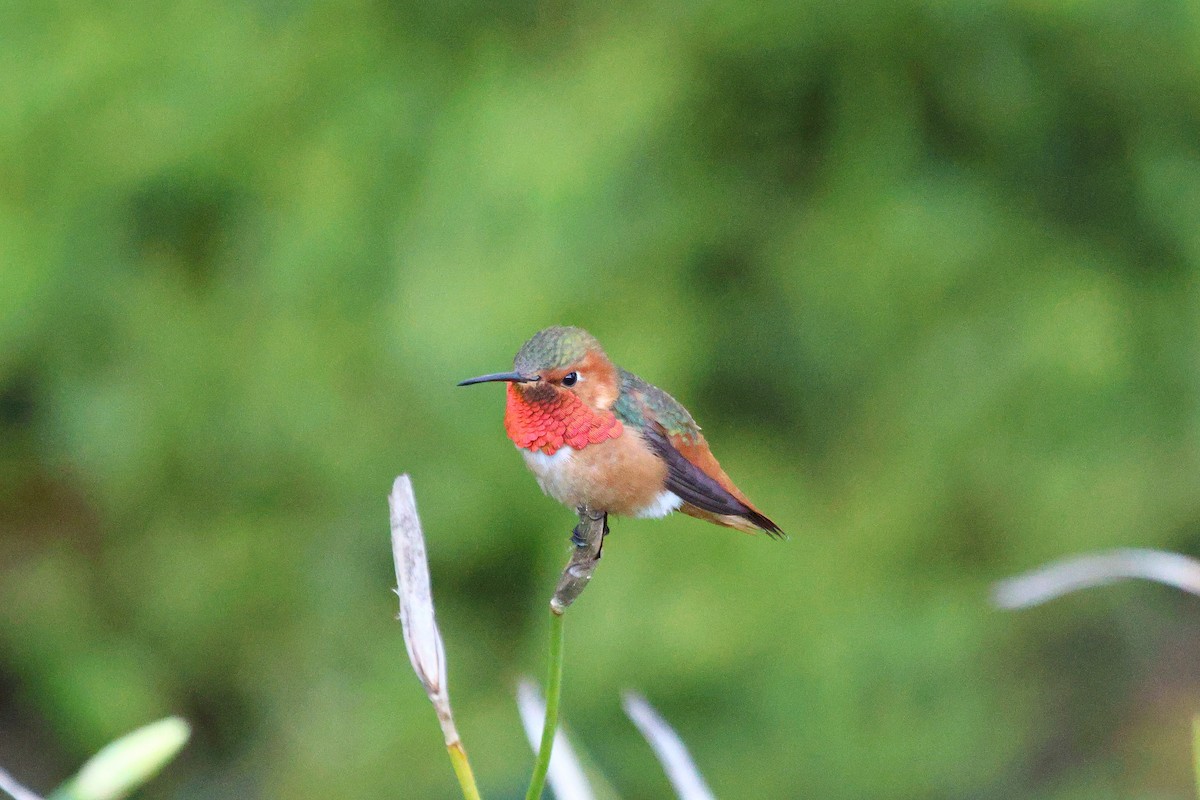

{"left": 447, "top": 741, "right": 482, "bottom": 800}
{"left": 525, "top": 608, "right": 566, "bottom": 800}
{"left": 1192, "top": 715, "right": 1200, "bottom": 800}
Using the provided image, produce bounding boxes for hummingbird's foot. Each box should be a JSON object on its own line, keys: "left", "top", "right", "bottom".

{"left": 570, "top": 524, "right": 588, "bottom": 548}
{"left": 597, "top": 512, "right": 610, "bottom": 559}
{"left": 569, "top": 509, "right": 609, "bottom": 553}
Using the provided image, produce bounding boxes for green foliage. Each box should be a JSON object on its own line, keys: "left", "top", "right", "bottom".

{"left": 3, "top": 0, "right": 1200, "bottom": 797}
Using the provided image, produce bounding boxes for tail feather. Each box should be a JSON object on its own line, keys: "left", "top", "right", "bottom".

{"left": 641, "top": 425, "right": 785, "bottom": 540}
{"left": 743, "top": 507, "right": 786, "bottom": 539}
{"left": 678, "top": 503, "right": 786, "bottom": 539}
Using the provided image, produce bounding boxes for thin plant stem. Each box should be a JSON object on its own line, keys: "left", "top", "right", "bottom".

{"left": 516, "top": 680, "right": 595, "bottom": 800}
{"left": 1193, "top": 716, "right": 1200, "bottom": 800}
{"left": 447, "top": 742, "right": 482, "bottom": 800}
{"left": 526, "top": 506, "right": 604, "bottom": 800}
{"left": 526, "top": 609, "right": 566, "bottom": 800}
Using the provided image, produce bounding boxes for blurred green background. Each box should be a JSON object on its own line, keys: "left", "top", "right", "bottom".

{"left": 4, "top": 0, "right": 1200, "bottom": 797}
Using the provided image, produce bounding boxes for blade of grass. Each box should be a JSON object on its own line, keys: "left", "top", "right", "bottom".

{"left": 47, "top": 717, "right": 189, "bottom": 800}
{"left": 0, "top": 767, "right": 43, "bottom": 800}
{"left": 992, "top": 548, "right": 1200, "bottom": 609}
{"left": 622, "top": 693, "right": 715, "bottom": 800}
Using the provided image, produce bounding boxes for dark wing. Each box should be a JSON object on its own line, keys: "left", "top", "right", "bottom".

{"left": 641, "top": 425, "right": 784, "bottom": 537}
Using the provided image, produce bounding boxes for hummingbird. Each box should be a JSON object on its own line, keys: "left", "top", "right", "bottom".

{"left": 458, "top": 326, "right": 782, "bottom": 539}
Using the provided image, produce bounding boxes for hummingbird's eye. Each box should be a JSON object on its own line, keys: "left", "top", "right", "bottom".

{"left": 561, "top": 371, "right": 578, "bottom": 387}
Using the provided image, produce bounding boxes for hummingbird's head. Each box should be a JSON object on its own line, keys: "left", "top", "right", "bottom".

{"left": 457, "top": 326, "right": 619, "bottom": 410}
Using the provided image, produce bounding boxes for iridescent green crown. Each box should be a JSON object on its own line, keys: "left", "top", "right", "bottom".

{"left": 514, "top": 326, "right": 600, "bottom": 373}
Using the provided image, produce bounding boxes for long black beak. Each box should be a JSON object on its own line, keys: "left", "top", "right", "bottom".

{"left": 457, "top": 371, "right": 537, "bottom": 387}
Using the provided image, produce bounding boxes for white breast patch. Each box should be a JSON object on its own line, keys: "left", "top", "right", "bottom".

{"left": 520, "top": 445, "right": 577, "bottom": 505}
{"left": 522, "top": 445, "right": 575, "bottom": 473}
{"left": 635, "top": 490, "right": 683, "bottom": 519}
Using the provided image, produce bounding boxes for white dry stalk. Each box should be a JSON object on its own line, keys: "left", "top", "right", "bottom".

{"left": 992, "top": 547, "right": 1200, "bottom": 609}
{"left": 0, "top": 767, "right": 43, "bottom": 800}
{"left": 622, "top": 692, "right": 716, "bottom": 800}
{"left": 516, "top": 680, "right": 594, "bottom": 800}
{"left": 389, "top": 474, "right": 460, "bottom": 746}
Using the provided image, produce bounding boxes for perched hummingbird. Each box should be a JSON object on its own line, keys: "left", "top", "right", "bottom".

{"left": 458, "top": 326, "right": 782, "bottom": 538}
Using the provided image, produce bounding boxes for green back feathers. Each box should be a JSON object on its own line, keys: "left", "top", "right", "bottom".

{"left": 614, "top": 368, "right": 701, "bottom": 443}
{"left": 514, "top": 326, "right": 600, "bottom": 373}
